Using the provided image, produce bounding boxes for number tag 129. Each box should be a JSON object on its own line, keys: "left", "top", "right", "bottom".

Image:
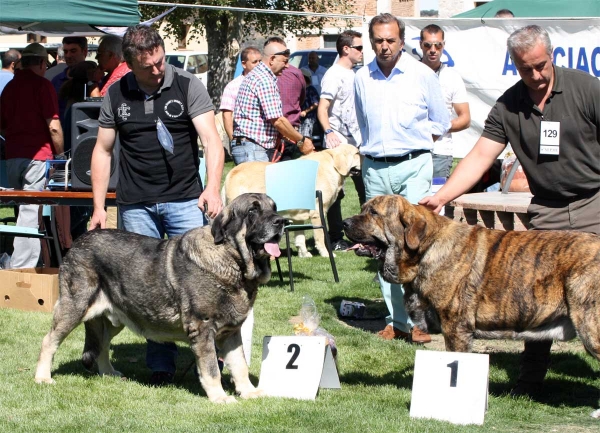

{"left": 410, "top": 350, "right": 489, "bottom": 425}
{"left": 258, "top": 336, "right": 340, "bottom": 400}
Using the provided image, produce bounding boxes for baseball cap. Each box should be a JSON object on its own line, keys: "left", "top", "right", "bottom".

{"left": 301, "top": 68, "right": 312, "bottom": 79}
{"left": 21, "top": 43, "right": 47, "bottom": 58}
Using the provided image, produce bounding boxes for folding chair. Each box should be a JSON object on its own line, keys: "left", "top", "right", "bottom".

{"left": 0, "top": 160, "right": 62, "bottom": 267}
{"left": 265, "top": 159, "right": 339, "bottom": 292}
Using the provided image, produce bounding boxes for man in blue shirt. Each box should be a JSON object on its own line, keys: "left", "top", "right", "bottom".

{"left": 0, "top": 49, "right": 21, "bottom": 95}
{"left": 354, "top": 13, "right": 450, "bottom": 344}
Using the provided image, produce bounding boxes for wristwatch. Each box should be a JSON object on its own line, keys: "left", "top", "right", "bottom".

{"left": 296, "top": 137, "right": 306, "bottom": 147}
{"left": 325, "top": 129, "right": 334, "bottom": 134}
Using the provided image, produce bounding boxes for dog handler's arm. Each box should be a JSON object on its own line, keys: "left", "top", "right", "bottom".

{"left": 192, "top": 111, "right": 224, "bottom": 219}
{"left": 271, "top": 116, "right": 315, "bottom": 155}
{"left": 90, "top": 126, "right": 117, "bottom": 230}
{"left": 419, "top": 136, "right": 505, "bottom": 213}
{"left": 317, "top": 98, "right": 341, "bottom": 149}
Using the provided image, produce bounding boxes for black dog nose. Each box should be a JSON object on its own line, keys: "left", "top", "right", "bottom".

{"left": 342, "top": 218, "right": 351, "bottom": 229}
{"left": 273, "top": 215, "right": 286, "bottom": 226}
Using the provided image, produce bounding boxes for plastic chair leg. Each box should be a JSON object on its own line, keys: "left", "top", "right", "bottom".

{"left": 275, "top": 256, "right": 283, "bottom": 282}
{"left": 285, "top": 229, "right": 294, "bottom": 292}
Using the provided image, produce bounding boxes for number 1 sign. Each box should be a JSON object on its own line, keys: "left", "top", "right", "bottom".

{"left": 410, "top": 350, "right": 489, "bottom": 425}
{"left": 258, "top": 336, "right": 340, "bottom": 400}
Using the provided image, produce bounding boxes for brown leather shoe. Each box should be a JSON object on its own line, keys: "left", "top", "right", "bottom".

{"left": 377, "top": 324, "right": 410, "bottom": 341}
{"left": 411, "top": 327, "right": 432, "bottom": 344}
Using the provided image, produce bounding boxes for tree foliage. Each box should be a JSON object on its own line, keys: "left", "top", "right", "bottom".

{"left": 139, "top": 0, "right": 353, "bottom": 107}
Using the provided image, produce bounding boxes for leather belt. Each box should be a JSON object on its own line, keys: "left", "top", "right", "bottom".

{"left": 364, "top": 149, "right": 430, "bottom": 163}
{"left": 232, "top": 136, "right": 260, "bottom": 146}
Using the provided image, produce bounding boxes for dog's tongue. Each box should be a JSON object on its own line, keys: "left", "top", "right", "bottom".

{"left": 265, "top": 242, "right": 281, "bottom": 258}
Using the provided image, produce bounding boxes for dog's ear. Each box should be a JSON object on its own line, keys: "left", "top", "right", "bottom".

{"left": 401, "top": 208, "right": 427, "bottom": 250}
{"left": 332, "top": 144, "right": 355, "bottom": 176}
{"left": 211, "top": 206, "right": 232, "bottom": 244}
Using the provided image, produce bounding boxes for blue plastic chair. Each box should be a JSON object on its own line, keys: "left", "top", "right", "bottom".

{"left": 265, "top": 159, "right": 339, "bottom": 291}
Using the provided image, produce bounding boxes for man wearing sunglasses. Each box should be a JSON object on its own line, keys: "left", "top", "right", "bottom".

{"left": 420, "top": 24, "right": 471, "bottom": 181}
{"left": 317, "top": 30, "right": 366, "bottom": 252}
{"left": 354, "top": 13, "right": 450, "bottom": 345}
{"left": 232, "top": 37, "right": 314, "bottom": 164}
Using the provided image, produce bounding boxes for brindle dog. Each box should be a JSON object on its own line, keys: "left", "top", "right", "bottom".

{"left": 344, "top": 195, "right": 600, "bottom": 418}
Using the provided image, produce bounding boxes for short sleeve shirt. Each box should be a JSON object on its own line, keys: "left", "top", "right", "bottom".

{"left": 433, "top": 64, "right": 468, "bottom": 156}
{"left": 482, "top": 66, "right": 600, "bottom": 200}
{"left": 233, "top": 61, "right": 283, "bottom": 149}
{"left": 219, "top": 74, "right": 244, "bottom": 112}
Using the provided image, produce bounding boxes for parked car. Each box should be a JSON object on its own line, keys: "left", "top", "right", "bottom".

{"left": 288, "top": 48, "right": 363, "bottom": 73}
{"left": 165, "top": 50, "right": 208, "bottom": 85}
{"left": 288, "top": 48, "right": 337, "bottom": 70}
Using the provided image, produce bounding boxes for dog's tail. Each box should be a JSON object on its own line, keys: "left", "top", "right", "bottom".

{"left": 81, "top": 318, "right": 104, "bottom": 371}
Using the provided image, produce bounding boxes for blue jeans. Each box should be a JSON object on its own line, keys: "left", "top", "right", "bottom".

{"left": 231, "top": 140, "right": 269, "bottom": 165}
{"left": 432, "top": 153, "right": 453, "bottom": 179}
{"left": 119, "top": 198, "right": 207, "bottom": 374}
{"left": 362, "top": 152, "right": 433, "bottom": 333}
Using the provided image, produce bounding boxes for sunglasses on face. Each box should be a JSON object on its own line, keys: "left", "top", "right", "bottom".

{"left": 272, "top": 49, "right": 291, "bottom": 57}
{"left": 422, "top": 41, "right": 444, "bottom": 50}
{"left": 349, "top": 45, "right": 363, "bottom": 52}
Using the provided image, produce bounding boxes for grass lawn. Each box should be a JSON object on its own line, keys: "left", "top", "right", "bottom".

{"left": 0, "top": 162, "right": 599, "bottom": 432}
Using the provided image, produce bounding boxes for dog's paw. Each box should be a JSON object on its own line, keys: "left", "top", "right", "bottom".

{"left": 298, "top": 250, "right": 312, "bottom": 258}
{"left": 591, "top": 408, "right": 600, "bottom": 419}
{"left": 239, "top": 387, "right": 266, "bottom": 399}
{"left": 100, "top": 370, "right": 123, "bottom": 378}
{"left": 211, "top": 395, "right": 237, "bottom": 404}
{"left": 35, "top": 377, "right": 56, "bottom": 385}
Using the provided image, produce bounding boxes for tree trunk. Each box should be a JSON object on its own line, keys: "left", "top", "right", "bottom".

{"left": 201, "top": 12, "right": 245, "bottom": 109}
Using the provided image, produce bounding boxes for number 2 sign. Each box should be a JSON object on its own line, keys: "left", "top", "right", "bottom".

{"left": 258, "top": 336, "right": 340, "bottom": 400}
{"left": 410, "top": 350, "right": 489, "bottom": 425}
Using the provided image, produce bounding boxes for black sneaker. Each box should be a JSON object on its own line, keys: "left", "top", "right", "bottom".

{"left": 331, "top": 239, "right": 353, "bottom": 251}
{"left": 149, "top": 371, "right": 174, "bottom": 386}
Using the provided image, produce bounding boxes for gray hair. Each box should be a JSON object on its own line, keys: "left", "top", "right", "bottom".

{"left": 99, "top": 34, "right": 124, "bottom": 61}
{"left": 56, "top": 46, "right": 64, "bottom": 61}
{"left": 507, "top": 25, "right": 552, "bottom": 58}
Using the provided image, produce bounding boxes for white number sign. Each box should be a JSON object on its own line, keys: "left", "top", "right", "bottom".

{"left": 258, "top": 336, "right": 340, "bottom": 400}
{"left": 410, "top": 350, "right": 489, "bottom": 425}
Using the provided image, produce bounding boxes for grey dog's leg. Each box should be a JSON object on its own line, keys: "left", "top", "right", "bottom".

{"left": 219, "top": 330, "right": 264, "bottom": 399}
{"left": 83, "top": 317, "right": 124, "bottom": 377}
{"left": 35, "top": 297, "right": 85, "bottom": 384}
{"left": 188, "top": 322, "right": 235, "bottom": 403}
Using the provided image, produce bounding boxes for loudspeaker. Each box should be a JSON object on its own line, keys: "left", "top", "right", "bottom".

{"left": 70, "top": 101, "right": 120, "bottom": 191}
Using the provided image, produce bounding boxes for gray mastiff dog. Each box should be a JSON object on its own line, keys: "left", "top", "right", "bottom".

{"left": 35, "top": 193, "right": 285, "bottom": 403}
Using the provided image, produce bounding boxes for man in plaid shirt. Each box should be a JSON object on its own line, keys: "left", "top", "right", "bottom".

{"left": 232, "top": 37, "right": 314, "bottom": 164}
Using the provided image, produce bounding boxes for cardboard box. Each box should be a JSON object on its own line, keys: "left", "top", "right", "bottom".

{"left": 1, "top": 268, "right": 59, "bottom": 313}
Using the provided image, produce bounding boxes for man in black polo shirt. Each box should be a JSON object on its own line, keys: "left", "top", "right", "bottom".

{"left": 90, "top": 25, "right": 224, "bottom": 386}
{"left": 421, "top": 25, "right": 599, "bottom": 401}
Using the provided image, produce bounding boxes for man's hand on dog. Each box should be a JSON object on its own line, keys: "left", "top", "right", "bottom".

{"left": 419, "top": 195, "right": 444, "bottom": 214}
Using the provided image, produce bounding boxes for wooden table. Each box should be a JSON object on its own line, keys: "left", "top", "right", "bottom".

{"left": 446, "top": 191, "right": 532, "bottom": 231}
{"left": 0, "top": 190, "right": 119, "bottom": 266}
{"left": 0, "top": 190, "right": 117, "bottom": 207}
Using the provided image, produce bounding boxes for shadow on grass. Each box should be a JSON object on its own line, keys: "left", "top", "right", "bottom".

{"left": 51, "top": 342, "right": 259, "bottom": 397}
{"left": 488, "top": 351, "right": 600, "bottom": 408}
